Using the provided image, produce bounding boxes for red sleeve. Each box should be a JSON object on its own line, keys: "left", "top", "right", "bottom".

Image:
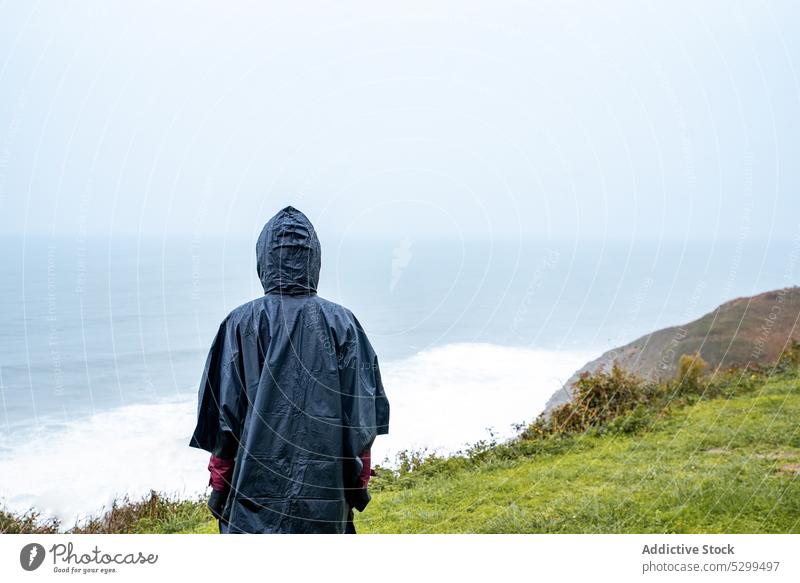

{"left": 208, "top": 455, "right": 235, "bottom": 492}
{"left": 357, "top": 449, "right": 371, "bottom": 489}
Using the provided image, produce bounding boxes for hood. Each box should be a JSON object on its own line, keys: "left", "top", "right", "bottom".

{"left": 256, "top": 206, "right": 321, "bottom": 295}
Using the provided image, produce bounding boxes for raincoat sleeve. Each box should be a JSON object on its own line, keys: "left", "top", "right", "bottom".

{"left": 189, "top": 317, "right": 247, "bottom": 459}
{"left": 338, "top": 313, "right": 390, "bottom": 494}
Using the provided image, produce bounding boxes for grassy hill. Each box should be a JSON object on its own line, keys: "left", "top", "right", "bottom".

{"left": 545, "top": 286, "right": 800, "bottom": 413}
{"left": 3, "top": 353, "right": 799, "bottom": 535}
{"left": 356, "top": 369, "right": 800, "bottom": 533}
{"left": 179, "top": 363, "right": 800, "bottom": 533}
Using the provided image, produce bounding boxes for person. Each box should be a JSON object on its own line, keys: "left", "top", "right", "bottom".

{"left": 189, "top": 206, "right": 390, "bottom": 533}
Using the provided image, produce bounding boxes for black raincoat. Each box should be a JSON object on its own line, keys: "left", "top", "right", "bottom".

{"left": 190, "top": 206, "right": 390, "bottom": 533}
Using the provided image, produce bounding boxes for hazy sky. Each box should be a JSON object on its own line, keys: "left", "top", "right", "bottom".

{"left": 0, "top": 1, "right": 798, "bottom": 243}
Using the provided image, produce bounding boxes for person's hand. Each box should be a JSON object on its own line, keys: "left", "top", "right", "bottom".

{"left": 345, "top": 487, "right": 371, "bottom": 512}
{"left": 208, "top": 489, "right": 228, "bottom": 520}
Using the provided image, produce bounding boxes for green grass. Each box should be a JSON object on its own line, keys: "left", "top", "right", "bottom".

{"left": 354, "top": 372, "right": 800, "bottom": 533}
{"left": 0, "top": 492, "right": 217, "bottom": 534}
{"left": 182, "top": 369, "right": 800, "bottom": 534}
{"left": 72, "top": 492, "right": 216, "bottom": 534}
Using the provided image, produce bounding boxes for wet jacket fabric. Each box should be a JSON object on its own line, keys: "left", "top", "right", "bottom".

{"left": 190, "top": 206, "right": 390, "bottom": 533}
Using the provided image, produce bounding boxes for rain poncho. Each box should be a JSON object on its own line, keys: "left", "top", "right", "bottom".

{"left": 190, "top": 206, "right": 390, "bottom": 533}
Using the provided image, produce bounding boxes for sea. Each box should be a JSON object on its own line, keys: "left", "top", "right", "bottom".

{"left": 0, "top": 235, "right": 796, "bottom": 524}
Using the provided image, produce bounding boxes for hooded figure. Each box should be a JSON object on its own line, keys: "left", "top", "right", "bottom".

{"left": 190, "top": 206, "right": 390, "bottom": 533}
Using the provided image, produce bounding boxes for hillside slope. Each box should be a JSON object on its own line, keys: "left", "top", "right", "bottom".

{"left": 355, "top": 371, "right": 800, "bottom": 534}
{"left": 544, "top": 287, "right": 800, "bottom": 414}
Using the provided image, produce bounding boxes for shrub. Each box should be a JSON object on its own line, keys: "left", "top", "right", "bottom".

{"left": 0, "top": 507, "right": 60, "bottom": 534}
{"left": 776, "top": 338, "right": 800, "bottom": 373}
{"left": 676, "top": 353, "right": 708, "bottom": 395}
{"left": 548, "top": 363, "right": 650, "bottom": 435}
{"left": 70, "top": 491, "right": 209, "bottom": 534}
{"left": 517, "top": 416, "right": 551, "bottom": 441}
{"left": 601, "top": 404, "right": 653, "bottom": 435}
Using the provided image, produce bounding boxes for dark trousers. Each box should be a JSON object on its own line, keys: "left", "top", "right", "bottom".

{"left": 345, "top": 508, "right": 356, "bottom": 534}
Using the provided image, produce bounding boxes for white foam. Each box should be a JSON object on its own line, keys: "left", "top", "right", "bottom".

{"left": 0, "top": 398, "right": 209, "bottom": 527}
{"left": 0, "top": 343, "right": 590, "bottom": 526}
